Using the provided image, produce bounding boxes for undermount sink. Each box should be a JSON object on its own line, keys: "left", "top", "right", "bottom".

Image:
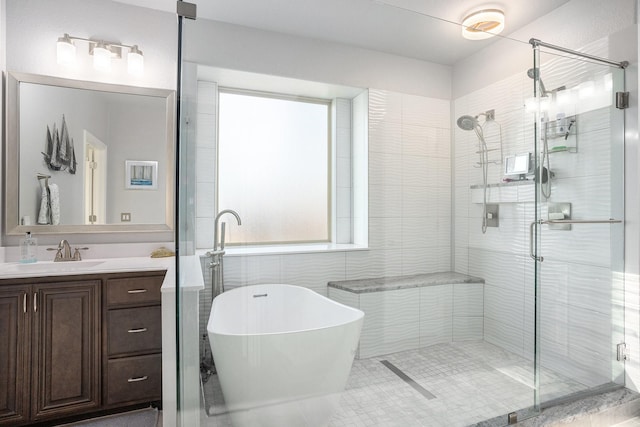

{"left": 0, "top": 260, "right": 105, "bottom": 275}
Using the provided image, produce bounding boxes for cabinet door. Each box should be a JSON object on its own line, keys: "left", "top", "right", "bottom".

{"left": 0, "top": 285, "right": 30, "bottom": 425}
{"left": 31, "top": 280, "right": 101, "bottom": 421}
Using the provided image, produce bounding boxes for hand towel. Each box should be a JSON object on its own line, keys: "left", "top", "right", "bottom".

{"left": 49, "top": 184, "right": 60, "bottom": 225}
{"left": 37, "top": 185, "right": 50, "bottom": 224}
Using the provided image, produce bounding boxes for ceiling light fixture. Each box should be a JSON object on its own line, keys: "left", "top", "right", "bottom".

{"left": 55, "top": 33, "right": 144, "bottom": 75}
{"left": 461, "top": 9, "right": 505, "bottom": 40}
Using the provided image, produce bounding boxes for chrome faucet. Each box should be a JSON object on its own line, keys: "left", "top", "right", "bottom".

{"left": 207, "top": 209, "right": 242, "bottom": 299}
{"left": 47, "top": 240, "right": 89, "bottom": 262}
{"left": 59, "top": 239, "right": 72, "bottom": 260}
{"left": 213, "top": 209, "right": 242, "bottom": 252}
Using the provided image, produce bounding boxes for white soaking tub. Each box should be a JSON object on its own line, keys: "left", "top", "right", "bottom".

{"left": 207, "top": 284, "right": 364, "bottom": 427}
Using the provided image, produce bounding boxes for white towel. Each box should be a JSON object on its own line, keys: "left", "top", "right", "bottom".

{"left": 37, "top": 185, "right": 49, "bottom": 224}
{"left": 49, "top": 184, "right": 60, "bottom": 225}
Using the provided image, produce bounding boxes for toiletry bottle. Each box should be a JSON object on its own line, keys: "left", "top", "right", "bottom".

{"left": 19, "top": 232, "right": 38, "bottom": 263}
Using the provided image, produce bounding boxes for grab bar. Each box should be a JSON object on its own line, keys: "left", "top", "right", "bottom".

{"left": 529, "top": 218, "right": 622, "bottom": 262}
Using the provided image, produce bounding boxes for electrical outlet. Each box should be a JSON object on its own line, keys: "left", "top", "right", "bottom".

{"left": 121, "top": 212, "right": 131, "bottom": 222}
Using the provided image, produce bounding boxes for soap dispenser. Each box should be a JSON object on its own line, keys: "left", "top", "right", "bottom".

{"left": 19, "top": 232, "right": 38, "bottom": 263}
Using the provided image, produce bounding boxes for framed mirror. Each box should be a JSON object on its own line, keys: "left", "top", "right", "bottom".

{"left": 5, "top": 72, "right": 175, "bottom": 235}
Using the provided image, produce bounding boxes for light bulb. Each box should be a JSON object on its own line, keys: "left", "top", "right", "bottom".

{"left": 93, "top": 41, "right": 112, "bottom": 72}
{"left": 127, "top": 45, "right": 144, "bottom": 76}
{"left": 56, "top": 34, "right": 76, "bottom": 65}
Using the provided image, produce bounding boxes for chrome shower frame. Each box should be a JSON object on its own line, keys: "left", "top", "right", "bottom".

{"left": 528, "top": 37, "right": 627, "bottom": 418}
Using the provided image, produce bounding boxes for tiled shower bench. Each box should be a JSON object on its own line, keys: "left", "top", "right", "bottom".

{"left": 328, "top": 272, "right": 485, "bottom": 359}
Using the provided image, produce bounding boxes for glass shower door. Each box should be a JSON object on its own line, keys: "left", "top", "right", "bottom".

{"left": 531, "top": 41, "right": 626, "bottom": 407}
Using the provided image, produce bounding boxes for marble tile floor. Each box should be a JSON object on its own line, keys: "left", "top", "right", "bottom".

{"left": 200, "top": 341, "right": 593, "bottom": 427}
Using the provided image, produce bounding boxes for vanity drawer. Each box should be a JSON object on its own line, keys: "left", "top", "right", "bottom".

{"left": 106, "top": 354, "right": 161, "bottom": 405}
{"left": 106, "top": 275, "right": 163, "bottom": 306}
{"left": 108, "top": 306, "right": 161, "bottom": 356}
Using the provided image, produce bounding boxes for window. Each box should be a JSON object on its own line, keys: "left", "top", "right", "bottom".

{"left": 217, "top": 90, "right": 330, "bottom": 245}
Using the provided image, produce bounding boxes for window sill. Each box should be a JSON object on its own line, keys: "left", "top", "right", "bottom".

{"left": 196, "top": 243, "right": 368, "bottom": 257}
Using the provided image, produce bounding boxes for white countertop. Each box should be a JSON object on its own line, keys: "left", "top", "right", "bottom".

{"left": 0, "top": 255, "right": 204, "bottom": 292}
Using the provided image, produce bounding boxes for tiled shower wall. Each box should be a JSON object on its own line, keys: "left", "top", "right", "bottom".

{"left": 195, "top": 88, "right": 452, "bottom": 336}
{"left": 454, "top": 39, "right": 621, "bottom": 388}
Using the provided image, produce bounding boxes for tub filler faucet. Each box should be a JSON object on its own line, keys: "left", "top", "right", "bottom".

{"left": 207, "top": 209, "right": 242, "bottom": 299}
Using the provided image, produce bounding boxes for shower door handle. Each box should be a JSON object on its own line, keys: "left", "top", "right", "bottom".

{"left": 542, "top": 219, "right": 622, "bottom": 225}
{"left": 529, "top": 218, "right": 622, "bottom": 262}
{"left": 529, "top": 221, "right": 543, "bottom": 262}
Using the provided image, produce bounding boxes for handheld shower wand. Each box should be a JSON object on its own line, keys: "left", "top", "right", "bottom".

{"left": 457, "top": 114, "right": 490, "bottom": 234}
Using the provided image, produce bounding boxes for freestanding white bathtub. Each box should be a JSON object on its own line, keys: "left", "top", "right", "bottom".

{"left": 207, "top": 284, "right": 364, "bottom": 427}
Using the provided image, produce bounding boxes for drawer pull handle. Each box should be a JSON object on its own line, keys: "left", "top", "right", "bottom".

{"left": 127, "top": 289, "right": 148, "bottom": 294}
{"left": 128, "top": 328, "right": 148, "bottom": 333}
{"left": 127, "top": 376, "right": 148, "bottom": 383}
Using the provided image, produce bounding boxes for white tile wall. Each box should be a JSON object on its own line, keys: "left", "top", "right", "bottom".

{"left": 195, "top": 81, "right": 218, "bottom": 252}
{"left": 335, "top": 98, "right": 353, "bottom": 244}
{"left": 335, "top": 282, "right": 482, "bottom": 359}
{"left": 280, "top": 252, "right": 346, "bottom": 296}
{"left": 419, "top": 285, "right": 453, "bottom": 346}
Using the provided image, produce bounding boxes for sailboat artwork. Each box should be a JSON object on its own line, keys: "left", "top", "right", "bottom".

{"left": 42, "top": 114, "right": 77, "bottom": 174}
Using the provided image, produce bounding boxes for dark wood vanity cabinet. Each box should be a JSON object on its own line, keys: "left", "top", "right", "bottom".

{"left": 103, "top": 274, "right": 164, "bottom": 407}
{"left": 0, "top": 279, "right": 100, "bottom": 425}
{"left": 0, "top": 271, "right": 165, "bottom": 426}
{"left": 0, "top": 285, "right": 31, "bottom": 425}
{"left": 31, "top": 280, "right": 101, "bottom": 421}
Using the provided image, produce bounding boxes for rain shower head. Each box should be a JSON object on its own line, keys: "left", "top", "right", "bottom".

{"left": 457, "top": 115, "right": 477, "bottom": 131}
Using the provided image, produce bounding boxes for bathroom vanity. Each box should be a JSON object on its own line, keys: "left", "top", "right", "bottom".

{"left": 0, "top": 257, "right": 193, "bottom": 426}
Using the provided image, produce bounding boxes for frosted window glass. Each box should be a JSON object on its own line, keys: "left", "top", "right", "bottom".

{"left": 218, "top": 92, "right": 330, "bottom": 244}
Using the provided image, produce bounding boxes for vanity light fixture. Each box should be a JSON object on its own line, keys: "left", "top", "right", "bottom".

{"left": 92, "top": 41, "right": 112, "bottom": 72}
{"left": 56, "top": 34, "right": 76, "bottom": 65}
{"left": 127, "top": 45, "right": 144, "bottom": 76}
{"left": 461, "top": 9, "right": 505, "bottom": 40}
{"left": 55, "top": 33, "right": 144, "bottom": 75}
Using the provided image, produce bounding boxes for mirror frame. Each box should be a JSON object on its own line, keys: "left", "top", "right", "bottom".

{"left": 5, "top": 71, "right": 175, "bottom": 235}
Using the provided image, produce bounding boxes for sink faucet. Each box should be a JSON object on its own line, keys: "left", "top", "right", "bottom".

{"left": 59, "top": 239, "right": 72, "bottom": 260}
{"left": 48, "top": 240, "right": 89, "bottom": 262}
{"left": 213, "top": 209, "right": 242, "bottom": 252}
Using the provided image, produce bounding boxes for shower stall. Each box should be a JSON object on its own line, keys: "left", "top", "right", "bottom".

{"left": 454, "top": 37, "right": 626, "bottom": 420}
{"left": 174, "top": 4, "right": 629, "bottom": 427}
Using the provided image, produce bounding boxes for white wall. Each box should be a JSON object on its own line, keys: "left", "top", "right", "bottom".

{"left": 184, "top": 18, "right": 451, "bottom": 100}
